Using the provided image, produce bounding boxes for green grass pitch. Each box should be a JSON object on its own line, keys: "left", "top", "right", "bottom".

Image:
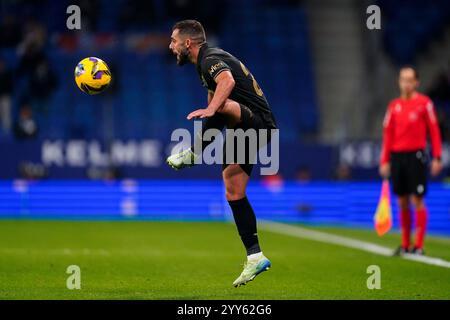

{"left": 0, "top": 220, "right": 449, "bottom": 299}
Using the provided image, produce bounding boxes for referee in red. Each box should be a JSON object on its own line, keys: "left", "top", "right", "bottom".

{"left": 379, "top": 66, "right": 443, "bottom": 256}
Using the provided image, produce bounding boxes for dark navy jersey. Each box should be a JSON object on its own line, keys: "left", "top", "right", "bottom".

{"left": 196, "top": 43, "right": 277, "bottom": 129}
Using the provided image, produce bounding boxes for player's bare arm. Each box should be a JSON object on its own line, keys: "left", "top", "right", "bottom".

{"left": 187, "top": 71, "right": 235, "bottom": 120}
{"left": 207, "top": 90, "right": 213, "bottom": 104}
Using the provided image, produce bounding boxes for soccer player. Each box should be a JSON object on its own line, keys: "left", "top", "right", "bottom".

{"left": 379, "top": 66, "right": 443, "bottom": 255}
{"left": 166, "top": 20, "right": 277, "bottom": 286}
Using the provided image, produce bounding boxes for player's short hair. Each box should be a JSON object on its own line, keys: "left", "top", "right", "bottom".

{"left": 172, "top": 20, "right": 206, "bottom": 44}
{"left": 399, "top": 65, "right": 419, "bottom": 80}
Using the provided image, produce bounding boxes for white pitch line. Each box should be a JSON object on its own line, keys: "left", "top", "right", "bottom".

{"left": 259, "top": 220, "right": 450, "bottom": 269}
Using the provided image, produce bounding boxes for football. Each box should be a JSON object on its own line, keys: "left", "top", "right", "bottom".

{"left": 74, "top": 57, "right": 112, "bottom": 95}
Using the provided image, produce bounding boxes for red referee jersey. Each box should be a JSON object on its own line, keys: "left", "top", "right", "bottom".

{"left": 380, "top": 92, "right": 442, "bottom": 165}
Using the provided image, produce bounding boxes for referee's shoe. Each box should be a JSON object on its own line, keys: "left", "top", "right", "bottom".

{"left": 392, "top": 246, "right": 409, "bottom": 256}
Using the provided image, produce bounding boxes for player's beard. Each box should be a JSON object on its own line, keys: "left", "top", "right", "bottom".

{"left": 176, "top": 46, "right": 190, "bottom": 66}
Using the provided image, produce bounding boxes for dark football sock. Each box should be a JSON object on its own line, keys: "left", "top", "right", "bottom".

{"left": 192, "top": 114, "right": 227, "bottom": 155}
{"left": 228, "top": 196, "right": 261, "bottom": 255}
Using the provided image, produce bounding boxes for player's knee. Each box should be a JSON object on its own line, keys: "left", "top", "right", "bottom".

{"left": 225, "top": 187, "right": 245, "bottom": 201}
{"left": 397, "top": 196, "right": 410, "bottom": 210}
{"left": 411, "top": 196, "right": 425, "bottom": 210}
{"left": 217, "top": 100, "right": 239, "bottom": 115}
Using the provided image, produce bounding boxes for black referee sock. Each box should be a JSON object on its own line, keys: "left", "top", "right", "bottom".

{"left": 192, "top": 114, "right": 227, "bottom": 155}
{"left": 228, "top": 197, "right": 261, "bottom": 255}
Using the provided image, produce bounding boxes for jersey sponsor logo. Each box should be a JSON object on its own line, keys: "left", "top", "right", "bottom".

{"left": 208, "top": 62, "right": 227, "bottom": 77}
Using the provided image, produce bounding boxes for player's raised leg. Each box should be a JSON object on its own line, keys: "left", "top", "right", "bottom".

{"left": 166, "top": 113, "right": 226, "bottom": 169}
{"left": 166, "top": 99, "right": 241, "bottom": 169}
{"left": 223, "top": 164, "right": 271, "bottom": 287}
